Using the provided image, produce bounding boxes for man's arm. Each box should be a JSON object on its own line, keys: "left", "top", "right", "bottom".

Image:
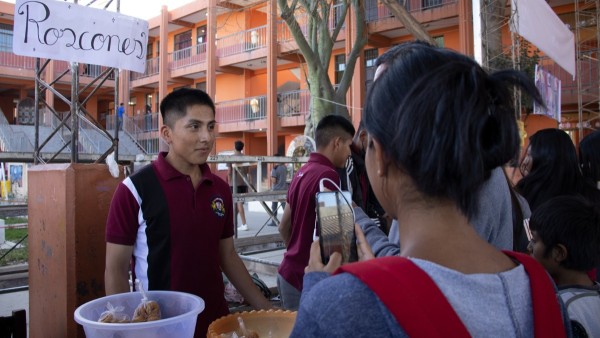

{"left": 219, "top": 237, "right": 272, "bottom": 309}
{"left": 355, "top": 207, "right": 400, "bottom": 257}
{"left": 278, "top": 203, "right": 292, "bottom": 246}
{"left": 105, "top": 242, "right": 134, "bottom": 295}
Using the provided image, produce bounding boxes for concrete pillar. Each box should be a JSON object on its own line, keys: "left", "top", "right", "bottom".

{"left": 28, "top": 164, "right": 123, "bottom": 338}
{"left": 158, "top": 5, "right": 170, "bottom": 153}
{"left": 266, "top": 0, "right": 278, "bottom": 157}
{"left": 459, "top": 0, "right": 474, "bottom": 56}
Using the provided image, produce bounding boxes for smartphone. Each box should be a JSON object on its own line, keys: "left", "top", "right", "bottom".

{"left": 315, "top": 190, "right": 357, "bottom": 264}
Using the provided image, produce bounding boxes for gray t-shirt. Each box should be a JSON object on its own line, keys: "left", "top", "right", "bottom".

{"left": 271, "top": 164, "right": 288, "bottom": 191}
{"left": 359, "top": 167, "right": 516, "bottom": 255}
{"left": 292, "top": 260, "right": 552, "bottom": 337}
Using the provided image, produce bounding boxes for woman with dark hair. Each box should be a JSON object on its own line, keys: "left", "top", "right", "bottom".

{"left": 580, "top": 129, "right": 600, "bottom": 190}
{"left": 290, "top": 42, "right": 569, "bottom": 337}
{"left": 516, "top": 128, "right": 600, "bottom": 212}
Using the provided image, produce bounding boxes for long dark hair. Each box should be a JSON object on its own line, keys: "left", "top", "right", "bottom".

{"left": 516, "top": 128, "right": 600, "bottom": 211}
{"left": 580, "top": 129, "right": 600, "bottom": 186}
{"left": 363, "top": 42, "right": 543, "bottom": 219}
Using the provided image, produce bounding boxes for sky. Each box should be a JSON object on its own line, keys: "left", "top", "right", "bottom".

{"left": 5, "top": 0, "right": 196, "bottom": 20}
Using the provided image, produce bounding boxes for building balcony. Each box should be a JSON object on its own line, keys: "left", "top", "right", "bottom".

{"left": 215, "top": 96, "right": 268, "bottom": 132}
{"left": 366, "top": 0, "right": 458, "bottom": 33}
{"left": 217, "top": 25, "right": 268, "bottom": 66}
{"left": 131, "top": 57, "right": 160, "bottom": 86}
{"left": 53, "top": 61, "right": 115, "bottom": 85}
{"left": 169, "top": 44, "right": 207, "bottom": 79}
{"left": 278, "top": 89, "right": 310, "bottom": 127}
{"left": 0, "top": 51, "right": 36, "bottom": 77}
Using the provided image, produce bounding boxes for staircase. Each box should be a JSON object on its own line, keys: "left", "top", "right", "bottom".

{"left": 0, "top": 108, "right": 145, "bottom": 160}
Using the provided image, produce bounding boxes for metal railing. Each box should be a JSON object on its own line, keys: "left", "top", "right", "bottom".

{"left": 168, "top": 43, "right": 206, "bottom": 70}
{"left": 277, "top": 90, "right": 310, "bottom": 117}
{"left": 77, "top": 113, "right": 112, "bottom": 154}
{"left": 131, "top": 57, "right": 160, "bottom": 80}
{"left": 52, "top": 60, "right": 114, "bottom": 79}
{"left": 365, "top": 0, "right": 456, "bottom": 22}
{"left": 0, "top": 113, "right": 35, "bottom": 153}
{"left": 217, "top": 26, "right": 267, "bottom": 57}
{"left": 106, "top": 114, "right": 159, "bottom": 154}
{"left": 277, "top": 3, "right": 344, "bottom": 43}
{"left": 215, "top": 96, "right": 267, "bottom": 123}
{"left": 0, "top": 51, "right": 35, "bottom": 70}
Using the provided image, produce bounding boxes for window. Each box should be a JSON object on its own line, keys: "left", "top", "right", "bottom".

{"left": 365, "top": 48, "right": 378, "bottom": 68}
{"left": 422, "top": 0, "right": 442, "bottom": 9}
{"left": 156, "top": 41, "right": 160, "bottom": 57}
{"left": 0, "top": 23, "right": 13, "bottom": 52}
{"left": 433, "top": 35, "right": 444, "bottom": 48}
{"left": 146, "top": 43, "right": 153, "bottom": 59}
{"left": 365, "top": 48, "right": 378, "bottom": 90}
{"left": 174, "top": 30, "right": 192, "bottom": 51}
{"left": 174, "top": 30, "right": 192, "bottom": 60}
{"left": 196, "top": 25, "right": 207, "bottom": 44}
{"left": 335, "top": 54, "right": 346, "bottom": 85}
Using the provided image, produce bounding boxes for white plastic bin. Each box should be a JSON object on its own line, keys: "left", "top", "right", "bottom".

{"left": 74, "top": 291, "right": 204, "bottom": 338}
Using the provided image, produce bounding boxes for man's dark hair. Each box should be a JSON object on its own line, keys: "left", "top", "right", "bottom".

{"left": 160, "top": 88, "right": 215, "bottom": 127}
{"left": 235, "top": 140, "right": 244, "bottom": 152}
{"left": 315, "top": 115, "right": 355, "bottom": 149}
{"left": 529, "top": 195, "right": 600, "bottom": 271}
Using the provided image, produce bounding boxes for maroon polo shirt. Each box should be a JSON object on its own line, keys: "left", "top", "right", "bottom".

{"left": 106, "top": 152, "right": 234, "bottom": 337}
{"left": 278, "top": 152, "right": 340, "bottom": 290}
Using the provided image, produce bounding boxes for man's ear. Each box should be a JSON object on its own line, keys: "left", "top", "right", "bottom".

{"left": 552, "top": 244, "right": 568, "bottom": 263}
{"left": 160, "top": 124, "right": 171, "bottom": 145}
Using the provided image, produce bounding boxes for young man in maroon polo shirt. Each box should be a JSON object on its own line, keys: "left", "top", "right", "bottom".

{"left": 104, "top": 88, "right": 271, "bottom": 337}
{"left": 277, "top": 115, "right": 355, "bottom": 310}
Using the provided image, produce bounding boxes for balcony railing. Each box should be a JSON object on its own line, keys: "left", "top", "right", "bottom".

{"left": 216, "top": 96, "right": 267, "bottom": 123}
{"left": 217, "top": 26, "right": 267, "bottom": 58}
{"left": 132, "top": 57, "right": 160, "bottom": 80}
{"left": 366, "top": 0, "right": 456, "bottom": 22}
{"left": 278, "top": 3, "right": 344, "bottom": 43}
{"left": 168, "top": 43, "right": 207, "bottom": 70}
{"left": 0, "top": 50, "right": 35, "bottom": 70}
{"left": 278, "top": 90, "right": 310, "bottom": 117}
{"left": 53, "top": 60, "right": 114, "bottom": 79}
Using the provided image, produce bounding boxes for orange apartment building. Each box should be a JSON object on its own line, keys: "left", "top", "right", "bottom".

{"left": 0, "top": 0, "right": 596, "bottom": 159}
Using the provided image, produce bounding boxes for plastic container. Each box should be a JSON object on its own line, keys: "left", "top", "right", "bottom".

{"left": 207, "top": 310, "right": 297, "bottom": 338}
{"left": 74, "top": 291, "right": 204, "bottom": 338}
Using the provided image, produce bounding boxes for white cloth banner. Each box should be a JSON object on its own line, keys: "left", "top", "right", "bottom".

{"left": 511, "top": 0, "right": 575, "bottom": 78}
{"left": 13, "top": 0, "right": 148, "bottom": 73}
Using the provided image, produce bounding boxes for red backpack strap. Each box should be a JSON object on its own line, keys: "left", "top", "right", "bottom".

{"left": 335, "top": 256, "right": 471, "bottom": 338}
{"left": 502, "top": 251, "right": 567, "bottom": 338}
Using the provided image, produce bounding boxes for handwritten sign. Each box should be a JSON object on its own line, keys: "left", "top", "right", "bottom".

{"left": 13, "top": 0, "right": 148, "bottom": 73}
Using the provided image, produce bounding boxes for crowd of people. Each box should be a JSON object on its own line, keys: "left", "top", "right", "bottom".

{"left": 103, "top": 41, "right": 600, "bottom": 337}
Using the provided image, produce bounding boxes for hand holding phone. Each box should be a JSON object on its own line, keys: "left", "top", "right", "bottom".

{"left": 315, "top": 190, "right": 357, "bottom": 264}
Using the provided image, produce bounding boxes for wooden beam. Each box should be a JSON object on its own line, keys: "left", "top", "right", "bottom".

{"left": 278, "top": 52, "right": 305, "bottom": 64}
{"left": 170, "top": 19, "right": 195, "bottom": 28}
{"left": 216, "top": 65, "right": 245, "bottom": 75}
{"left": 368, "top": 33, "right": 391, "bottom": 48}
{"left": 217, "top": 1, "right": 243, "bottom": 10}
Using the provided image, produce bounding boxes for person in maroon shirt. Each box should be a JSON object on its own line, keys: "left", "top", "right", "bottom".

{"left": 277, "top": 115, "right": 355, "bottom": 310}
{"left": 104, "top": 88, "right": 271, "bottom": 337}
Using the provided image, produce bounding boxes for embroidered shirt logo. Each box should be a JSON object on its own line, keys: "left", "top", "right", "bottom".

{"left": 211, "top": 197, "right": 226, "bottom": 217}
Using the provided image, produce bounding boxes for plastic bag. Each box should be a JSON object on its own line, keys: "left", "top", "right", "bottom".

{"left": 132, "top": 279, "right": 161, "bottom": 322}
{"left": 97, "top": 301, "right": 130, "bottom": 323}
{"left": 224, "top": 281, "right": 245, "bottom": 303}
